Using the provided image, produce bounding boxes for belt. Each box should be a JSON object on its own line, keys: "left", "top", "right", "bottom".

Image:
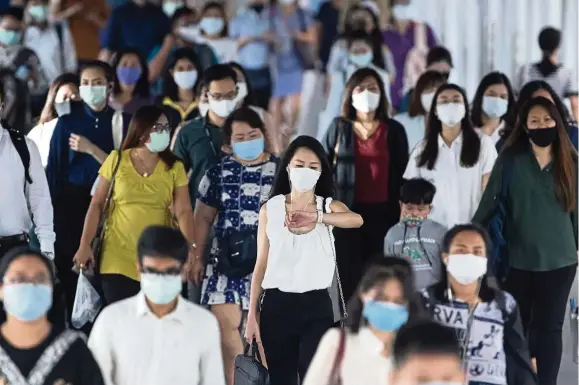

{"left": 0, "top": 233, "right": 29, "bottom": 248}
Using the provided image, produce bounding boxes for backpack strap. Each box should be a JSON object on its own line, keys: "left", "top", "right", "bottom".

{"left": 112, "top": 109, "right": 124, "bottom": 150}
{"left": 6, "top": 123, "right": 32, "bottom": 185}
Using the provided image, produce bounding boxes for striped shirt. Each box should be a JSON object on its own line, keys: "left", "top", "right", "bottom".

{"left": 515, "top": 63, "right": 578, "bottom": 99}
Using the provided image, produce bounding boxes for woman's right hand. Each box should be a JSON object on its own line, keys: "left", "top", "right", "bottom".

{"left": 73, "top": 245, "right": 95, "bottom": 269}
{"left": 244, "top": 312, "right": 262, "bottom": 345}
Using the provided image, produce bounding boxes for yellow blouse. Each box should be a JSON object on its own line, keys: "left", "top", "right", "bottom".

{"left": 98, "top": 150, "right": 188, "bottom": 281}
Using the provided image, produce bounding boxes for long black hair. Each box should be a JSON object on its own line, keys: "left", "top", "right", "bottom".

{"left": 228, "top": 61, "right": 257, "bottom": 107}
{"left": 347, "top": 257, "right": 426, "bottom": 333}
{"left": 268, "top": 136, "right": 335, "bottom": 199}
{"left": 111, "top": 48, "right": 150, "bottom": 99}
{"left": 408, "top": 70, "right": 447, "bottom": 117}
{"left": 162, "top": 47, "right": 202, "bottom": 101}
{"left": 430, "top": 223, "right": 499, "bottom": 303}
{"left": 418, "top": 83, "right": 482, "bottom": 170}
{"left": 346, "top": 29, "right": 386, "bottom": 71}
{"left": 342, "top": 4, "right": 385, "bottom": 69}
{"left": 341, "top": 67, "right": 390, "bottom": 122}
{"left": 471, "top": 71, "right": 516, "bottom": 129}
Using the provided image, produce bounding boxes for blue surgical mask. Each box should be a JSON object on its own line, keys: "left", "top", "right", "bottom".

{"left": 363, "top": 300, "right": 408, "bottom": 332}
{"left": 482, "top": 96, "right": 508, "bottom": 119}
{"left": 199, "top": 17, "right": 225, "bottom": 35}
{"left": 140, "top": 273, "right": 182, "bottom": 304}
{"left": 349, "top": 51, "right": 374, "bottom": 67}
{"left": 173, "top": 70, "right": 198, "bottom": 90}
{"left": 79, "top": 85, "right": 107, "bottom": 108}
{"left": 29, "top": 5, "right": 48, "bottom": 22}
{"left": 3, "top": 283, "right": 52, "bottom": 322}
{"left": 145, "top": 131, "right": 171, "bottom": 153}
{"left": 232, "top": 137, "right": 264, "bottom": 161}
{"left": 0, "top": 29, "right": 21, "bottom": 46}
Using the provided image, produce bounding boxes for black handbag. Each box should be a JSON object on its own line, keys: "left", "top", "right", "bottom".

{"left": 234, "top": 340, "right": 269, "bottom": 385}
{"left": 216, "top": 231, "right": 257, "bottom": 278}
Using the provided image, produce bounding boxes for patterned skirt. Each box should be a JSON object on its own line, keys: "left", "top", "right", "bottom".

{"left": 200, "top": 262, "right": 251, "bottom": 310}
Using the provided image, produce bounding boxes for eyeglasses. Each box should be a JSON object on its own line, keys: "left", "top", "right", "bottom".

{"left": 207, "top": 90, "right": 237, "bottom": 101}
{"left": 151, "top": 123, "right": 171, "bottom": 133}
{"left": 141, "top": 267, "right": 182, "bottom": 276}
{"left": 3, "top": 275, "right": 51, "bottom": 285}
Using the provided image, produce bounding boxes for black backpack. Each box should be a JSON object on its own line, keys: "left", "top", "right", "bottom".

{"left": 5, "top": 121, "right": 32, "bottom": 185}
{"left": 0, "top": 48, "right": 34, "bottom": 133}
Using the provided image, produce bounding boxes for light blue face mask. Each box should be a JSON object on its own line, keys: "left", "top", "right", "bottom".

{"left": 3, "top": 283, "right": 53, "bottom": 322}
{"left": 349, "top": 51, "right": 374, "bottom": 67}
{"left": 232, "top": 137, "right": 264, "bottom": 161}
{"left": 362, "top": 300, "right": 409, "bottom": 332}
{"left": 0, "top": 29, "right": 22, "bottom": 46}
{"left": 199, "top": 17, "right": 225, "bottom": 35}
{"left": 145, "top": 130, "right": 171, "bottom": 153}
{"left": 79, "top": 85, "right": 107, "bottom": 108}
{"left": 29, "top": 5, "right": 48, "bottom": 22}
{"left": 140, "top": 273, "right": 182, "bottom": 305}
{"left": 482, "top": 95, "right": 508, "bottom": 119}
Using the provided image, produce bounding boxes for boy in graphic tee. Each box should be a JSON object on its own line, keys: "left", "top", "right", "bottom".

{"left": 384, "top": 178, "right": 446, "bottom": 289}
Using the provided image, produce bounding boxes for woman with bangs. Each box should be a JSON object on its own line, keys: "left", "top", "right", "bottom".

{"left": 73, "top": 105, "right": 196, "bottom": 305}
{"left": 474, "top": 97, "right": 577, "bottom": 385}
{"left": 404, "top": 83, "right": 497, "bottom": 229}
{"left": 394, "top": 70, "right": 447, "bottom": 153}
{"left": 323, "top": 67, "right": 409, "bottom": 302}
{"left": 471, "top": 72, "right": 517, "bottom": 146}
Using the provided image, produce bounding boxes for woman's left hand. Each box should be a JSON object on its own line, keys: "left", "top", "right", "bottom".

{"left": 69, "top": 134, "right": 95, "bottom": 154}
{"left": 286, "top": 210, "right": 317, "bottom": 229}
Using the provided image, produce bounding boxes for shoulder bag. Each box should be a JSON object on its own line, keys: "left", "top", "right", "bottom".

{"left": 91, "top": 151, "right": 122, "bottom": 274}
{"left": 233, "top": 339, "right": 269, "bottom": 385}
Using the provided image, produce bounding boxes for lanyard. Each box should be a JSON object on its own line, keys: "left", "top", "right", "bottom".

{"left": 205, "top": 125, "right": 218, "bottom": 157}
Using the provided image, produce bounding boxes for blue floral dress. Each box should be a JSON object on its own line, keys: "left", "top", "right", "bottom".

{"left": 197, "top": 154, "right": 277, "bottom": 310}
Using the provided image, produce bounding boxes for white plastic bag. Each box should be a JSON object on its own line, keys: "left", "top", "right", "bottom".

{"left": 71, "top": 271, "right": 102, "bottom": 329}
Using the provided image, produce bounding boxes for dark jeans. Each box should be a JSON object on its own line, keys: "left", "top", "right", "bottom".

{"left": 504, "top": 264, "right": 577, "bottom": 385}
{"left": 260, "top": 289, "right": 333, "bottom": 385}
{"left": 334, "top": 201, "right": 399, "bottom": 302}
{"left": 245, "top": 67, "right": 272, "bottom": 110}
{"left": 101, "top": 274, "right": 141, "bottom": 305}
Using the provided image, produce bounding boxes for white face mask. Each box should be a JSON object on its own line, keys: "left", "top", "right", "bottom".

{"left": 209, "top": 97, "right": 237, "bottom": 118}
{"left": 140, "top": 273, "right": 182, "bottom": 304}
{"left": 351, "top": 90, "right": 380, "bottom": 113}
{"left": 235, "top": 82, "right": 248, "bottom": 104}
{"left": 436, "top": 103, "right": 465, "bottom": 127}
{"left": 420, "top": 92, "right": 435, "bottom": 112}
{"left": 288, "top": 167, "right": 321, "bottom": 192}
{"left": 446, "top": 254, "right": 487, "bottom": 285}
{"left": 173, "top": 70, "right": 198, "bottom": 90}
{"left": 482, "top": 96, "right": 508, "bottom": 119}
{"left": 198, "top": 101, "right": 210, "bottom": 116}
{"left": 178, "top": 25, "right": 200, "bottom": 42}
{"left": 392, "top": 4, "right": 411, "bottom": 20}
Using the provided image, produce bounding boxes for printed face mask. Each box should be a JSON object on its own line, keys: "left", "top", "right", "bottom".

{"left": 362, "top": 300, "right": 409, "bottom": 332}
{"left": 3, "top": 283, "right": 53, "bottom": 322}
{"left": 79, "top": 85, "right": 107, "bottom": 108}
{"left": 235, "top": 82, "right": 248, "bottom": 104}
{"left": 403, "top": 215, "right": 425, "bottom": 227}
{"left": 349, "top": 51, "right": 374, "bottom": 67}
{"left": 209, "top": 97, "right": 237, "bottom": 118}
{"left": 0, "top": 29, "right": 21, "bottom": 46}
{"left": 232, "top": 137, "right": 264, "bottom": 161}
{"left": 482, "top": 96, "right": 508, "bottom": 119}
{"left": 351, "top": 90, "right": 381, "bottom": 113}
{"left": 420, "top": 92, "right": 435, "bottom": 112}
{"left": 146, "top": 130, "right": 171, "bottom": 153}
{"left": 140, "top": 273, "right": 182, "bottom": 304}
{"left": 288, "top": 167, "right": 321, "bottom": 192}
{"left": 436, "top": 103, "right": 465, "bottom": 127}
{"left": 527, "top": 126, "right": 557, "bottom": 148}
{"left": 54, "top": 100, "right": 71, "bottom": 117}
{"left": 29, "top": 5, "right": 48, "bottom": 22}
{"left": 446, "top": 253, "right": 487, "bottom": 285}
{"left": 162, "top": 1, "right": 182, "bottom": 17}
{"left": 173, "top": 70, "right": 198, "bottom": 90}
{"left": 178, "top": 25, "right": 200, "bottom": 42}
{"left": 116, "top": 66, "right": 142, "bottom": 86}
{"left": 199, "top": 17, "right": 225, "bottom": 35}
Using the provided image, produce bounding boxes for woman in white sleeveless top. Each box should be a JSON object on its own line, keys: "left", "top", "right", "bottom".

{"left": 244, "top": 136, "right": 363, "bottom": 385}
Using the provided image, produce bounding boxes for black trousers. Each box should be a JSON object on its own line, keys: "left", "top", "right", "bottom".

{"left": 504, "top": 264, "right": 577, "bottom": 385}
{"left": 260, "top": 288, "right": 333, "bottom": 385}
{"left": 101, "top": 274, "right": 141, "bottom": 306}
{"left": 245, "top": 67, "right": 272, "bottom": 110}
{"left": 334, "top": 201, "right": 399, "bottom": 302}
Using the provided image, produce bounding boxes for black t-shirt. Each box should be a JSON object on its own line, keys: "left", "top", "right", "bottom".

{"left": 0, "top": 328, "right": 105, "bottom": 385}
{"left": 316, "top": 1, "right": 340, "bottom": 69}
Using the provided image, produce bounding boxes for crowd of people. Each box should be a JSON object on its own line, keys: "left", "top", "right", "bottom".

{"left": 0, "top": 0, "right": 577, "bottom": 385}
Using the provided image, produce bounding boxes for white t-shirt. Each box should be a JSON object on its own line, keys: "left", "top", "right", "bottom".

{"left": 404, "top": 132, "right": 497, "bottom": 228}
{"left": 27, "top": 118, "right": 58, "bottom": 168}
{"left": 196, "top": 36, "right": 238, "bottom": 64}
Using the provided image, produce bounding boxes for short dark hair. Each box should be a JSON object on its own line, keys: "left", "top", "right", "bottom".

{"left": 171, "top": 6, "right": 195, "bottom": 28}
{"left": 426, "top": 46, "right": 453, "bottom": 68}
{"left": 393, "top": 321, "right": 460, "bottom": 369}
{"left": 202, "top": 64, "right": 237, "bottom": 89}
{"left": 80, "top": 60, "right": 114, "bottom": 83}
{"left": 222, "top": 107, "right": 265, "bottom": 145}
{"left": 0, "top": 246, "right": 55, "bottom": 283}
{"left": 538, "top": 27, "right": 561, "bottom": 55}
{"left": 400, "top": 178, "right": 436, "bottom": 205}
{"left": 137, "top": 226, "right": 189, "bottom": 265}
{"left": 2, "top": 6, "right": 24, "bottom": 22}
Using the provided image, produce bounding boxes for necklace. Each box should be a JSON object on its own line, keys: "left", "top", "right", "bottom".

{"left": 132, "top": 149, "right": 152, "bottom": 177}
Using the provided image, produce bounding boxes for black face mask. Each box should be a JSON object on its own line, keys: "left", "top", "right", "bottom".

{"left": 527, "top": 126, "right": 557, "bottom": 147}
{"left": 250, "top": 4, "right": 265, "bottom": 13}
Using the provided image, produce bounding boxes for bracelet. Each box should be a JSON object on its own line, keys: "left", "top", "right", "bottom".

{"left": 317, "top": 210, "right": 324, "bottom": 224}
{"left": 190, "top": 242, "right": 197, "bottom": 250}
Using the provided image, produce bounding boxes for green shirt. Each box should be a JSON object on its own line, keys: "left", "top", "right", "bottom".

{"left": 172, "top": 117, "right": 222, "bottom": 204}
{"left": 473, "top": 150, "right": 578, "bottom": 271}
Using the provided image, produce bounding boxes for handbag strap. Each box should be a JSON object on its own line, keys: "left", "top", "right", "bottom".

{"left": 244, "top": 338, "right": 264, "bottom": 364}
{"left": 328, "top": 328, "right": 346, "bottom": 385}
{"left": 97, "top": 150, "right": 123, "bottom": 228}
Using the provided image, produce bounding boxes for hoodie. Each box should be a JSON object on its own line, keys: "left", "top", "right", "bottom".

{"left": 384, "top": 219, "right": 447, "bottom": 289}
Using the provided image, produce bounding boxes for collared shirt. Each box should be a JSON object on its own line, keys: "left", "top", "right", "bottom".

{"left": 229, "top": 6, "right": 271, "bottom": 70}
{"left": 24, "top": 24, "right": 77, "bottom": 84}
{"left": 88, "top": 292, "right": 225, "bottom": 385}
{"left": 172, "top": 117, "right": 222, "bottom": 203}
{"left": 404, "top": 132, "right": 497, "bottom": 228}
{"left": 102, "top": 1, "right": 170, "bottom": 58}
{"left": 303, "top": 327, "right": 392, "bottom": 385}
{"left": 0, "top": 126, "right": 55, "bottom": 253}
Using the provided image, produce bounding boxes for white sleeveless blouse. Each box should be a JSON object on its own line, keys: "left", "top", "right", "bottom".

{"left": 262, "top": 195, "right": 336, "bottom": 293}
